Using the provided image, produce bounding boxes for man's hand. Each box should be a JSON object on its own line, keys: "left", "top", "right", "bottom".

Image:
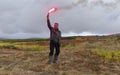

{"left": 47, "top": 13, "right": 49, "bottom": 18}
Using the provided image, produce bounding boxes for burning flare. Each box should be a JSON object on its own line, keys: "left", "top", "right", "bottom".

{"left": 48, "top": 8, "right": 57, "bottom": 13}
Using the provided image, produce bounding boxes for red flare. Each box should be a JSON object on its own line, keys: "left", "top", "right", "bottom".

{"left": 48, "top": 8, "right": 57, "bottom": 13}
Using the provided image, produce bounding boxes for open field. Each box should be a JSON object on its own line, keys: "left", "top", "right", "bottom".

{"left": 0, "top": 35, "right": 120, "bottom": 75}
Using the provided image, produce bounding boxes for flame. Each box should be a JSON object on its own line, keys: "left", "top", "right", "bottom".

{"left": 48, "top": 8, "right": 57, "bottom": 13}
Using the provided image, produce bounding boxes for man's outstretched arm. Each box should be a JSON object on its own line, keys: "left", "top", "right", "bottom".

{"left": 47, "top": 13, "right": 52, "bottom": 30}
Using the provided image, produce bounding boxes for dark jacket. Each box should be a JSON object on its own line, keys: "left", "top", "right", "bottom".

{"left": 47, "top": 17, "right": 61, "bottom": 43}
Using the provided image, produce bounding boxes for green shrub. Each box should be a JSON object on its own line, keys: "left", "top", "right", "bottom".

{"left": 91, "top": 49, "right": 120, "bottom": 61}
{"left": 0, "top": 45, "right": 19, "bottom": 50}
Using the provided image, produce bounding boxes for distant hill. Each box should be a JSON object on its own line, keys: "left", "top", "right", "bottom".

{"left": 0, "top": 33, "right": 120, "bottom": 40}
{"left": 109, "top": 33, "right": 120, "bottom": 37}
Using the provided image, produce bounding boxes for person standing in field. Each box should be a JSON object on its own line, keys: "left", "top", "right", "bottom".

{"left": 47, "top": 13, "right": 61, "bottom": 64}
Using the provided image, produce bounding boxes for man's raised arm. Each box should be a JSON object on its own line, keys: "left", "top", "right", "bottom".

{"left": 47, "top": 13, "right": 52, "bottom": 30}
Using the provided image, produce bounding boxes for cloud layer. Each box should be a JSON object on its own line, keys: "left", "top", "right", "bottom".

{"left": 0, "top": 0, "right": 120, "bottom": 39}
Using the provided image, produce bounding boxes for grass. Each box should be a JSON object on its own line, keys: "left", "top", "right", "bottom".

{"left": 0, "top": 42, "right": 49, "bottom": 51}
{"left": 116, "top": 36, "right": 120, "bottom": 41}
{"left": 0, "top": 38, "right": 49, "bottom": 43}
{"left": 0, "top": 36, "right": 120, "bottom": 75}
{"left": 91, "top": 49, "right": 120, "bottom": 61}
{"left": 16, "top": 45, "right": 49, "bottom": 51}
{"left": 0, "top": 45, "right": 19, "bottom": 50}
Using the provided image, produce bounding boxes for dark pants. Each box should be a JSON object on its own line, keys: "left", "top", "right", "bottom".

{"left": 49, "top": 40, "right": 60, "bottom": 56}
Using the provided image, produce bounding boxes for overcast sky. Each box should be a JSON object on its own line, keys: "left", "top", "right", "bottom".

{"left": 0, "top": 0, "right": 120, "bottom": 39}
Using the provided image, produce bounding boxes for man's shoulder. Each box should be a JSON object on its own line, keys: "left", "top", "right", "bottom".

{"left": 58, "top": 30, "right": 61, "bottom": 32}
{"left": 50, "top": 27, "right": 53, "bottom": 31}
{"left": 58, "top": 30, "right": 61, "bottom": 34}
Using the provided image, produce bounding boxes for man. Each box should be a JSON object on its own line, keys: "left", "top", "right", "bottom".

{"left": 47, "top": 13, "right": 61, "bottom": 64}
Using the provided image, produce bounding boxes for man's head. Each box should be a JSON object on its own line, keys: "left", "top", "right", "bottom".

{"left": 54, "top": 23, "right": 59, "bottom": 30}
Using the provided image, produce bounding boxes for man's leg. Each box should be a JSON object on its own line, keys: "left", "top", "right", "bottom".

{"left": 53, "top": 43, "right": 60, "bottom": 63}
{"left": 49, "top": 41, "right": 55, "bottom": 64}
{"left": 55, "top": 43, "right": 60, "bottom": 56}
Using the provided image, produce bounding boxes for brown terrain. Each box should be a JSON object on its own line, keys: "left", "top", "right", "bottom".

{"left": 0, "top": 35, "right": 120, "bottom": 75}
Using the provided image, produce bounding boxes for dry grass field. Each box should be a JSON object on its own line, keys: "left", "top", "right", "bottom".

{"left": 0, "top": 35, "right": 120, "bottom": 75}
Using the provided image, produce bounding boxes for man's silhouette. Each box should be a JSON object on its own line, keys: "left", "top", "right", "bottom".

{"left": 47, "top": 13, "right": 61, "bottom": 64}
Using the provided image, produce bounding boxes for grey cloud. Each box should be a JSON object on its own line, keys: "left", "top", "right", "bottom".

{"left": 0, "top": 0, "right": 120, "bottom": 39}
{"left": 61, "top": 0, "right": 118, "bottom": 10}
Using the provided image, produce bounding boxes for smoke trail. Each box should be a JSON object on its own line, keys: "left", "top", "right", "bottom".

{"left": 61, "top": 0, "right": 118, "bottom": 10}
{"left": 61, "top": 0, "right": 88, "bottom": 10}
{"left": 90, "top": 0, "right": 117, "bottom": 9}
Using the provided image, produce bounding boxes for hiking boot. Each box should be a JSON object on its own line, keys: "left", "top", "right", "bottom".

{"left": 49, "top": 56, "right": 53, "bottom": 64}
{"left": 53, "top": 55, "right": 58, "bottom": 64}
